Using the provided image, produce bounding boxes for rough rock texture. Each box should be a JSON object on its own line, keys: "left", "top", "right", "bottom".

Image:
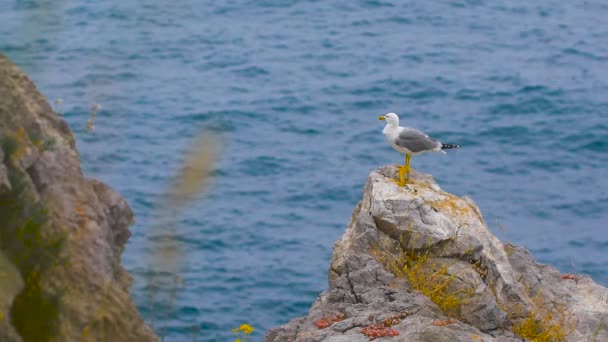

{"left": 0, "top": 54, "right": 157, "bottom": 341}
{"left": 266, "top": 166, "right": 608, "bottom": 342}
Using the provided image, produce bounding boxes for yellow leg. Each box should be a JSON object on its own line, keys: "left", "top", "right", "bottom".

{"left": 395, "top": 166, "right": 405, "bottom": 186}
{"left": 394, "top": 154, "right": 411, "bottom": 186}
{"left": 405, "top": 153, "right": 411, "bottom": 179}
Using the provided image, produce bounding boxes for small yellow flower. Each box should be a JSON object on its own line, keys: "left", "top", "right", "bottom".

{"left": 235, "top": 339, "right": 241, "bottom": 342}
{"left": 239, "top": 323, "right": 254, "bottom": 335}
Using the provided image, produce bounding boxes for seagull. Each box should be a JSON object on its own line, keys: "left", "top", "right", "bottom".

{"left": 378, "top": 112, "right": 459, "bottom": 186}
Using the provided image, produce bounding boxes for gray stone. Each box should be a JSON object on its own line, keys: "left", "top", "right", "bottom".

{"left": 0, "top": 251, "right": 23, "bottom": 341}
{"left": 0, "top": 54, "right": 157, "bottom": 341}
{"left": 266, "top": 166, "right": 608, "bottom": 342}
{"left": 0, "top": 160, "right": 9, "bottom": 193}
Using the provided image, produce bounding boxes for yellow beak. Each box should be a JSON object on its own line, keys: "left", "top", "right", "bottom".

{"left": 378, "top": 116, "right": 385, "bottom": 121}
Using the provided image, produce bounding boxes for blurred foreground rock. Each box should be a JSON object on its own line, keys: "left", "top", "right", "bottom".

{"left": 0, "top": 55, "right": 157, "bottom": 341}
{"left": 266, "top": 166, "right": 608, "bottom": 342}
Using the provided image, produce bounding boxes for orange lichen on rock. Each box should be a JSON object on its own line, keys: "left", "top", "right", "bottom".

{"left": 313, "top": 313, "right": 347, "bottom": 329}
{"left": 332, "top": 313, "right": 346, "bottom": 322}
{"left": 357, "top": 312, "right": 416, "bottom": 340}
{"left": 561, "top": 274, "right": 577, "bottom": 281}
{"left": 313, "top": 318, "right": 330, "bottom": 329}
{"left": 432, "top": 318, "right": 458, "bottom": 326}
{"left": 360, "top": 323, "right": 399, "bottom": 340}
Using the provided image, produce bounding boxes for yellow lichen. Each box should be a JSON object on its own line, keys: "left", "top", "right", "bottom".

{"left": 501, "top": 292, "right": 575, "bottom": 342}
{"left": 504, "top": 244, "right": 515, "bottom": 257}
{"left": 406, "top": 253, "right": 466, "bottom": 315}
{"left": 371, "top": 237, "right": 473, "bottom": 318}
{"left": 10, "top": 127, "right": 30, "bottom": 163}
{"left": 471, "top": 259, "right": 488, "bottom": 279}
{"left": 428, "top": 194, "right": 472, "bottom": 218}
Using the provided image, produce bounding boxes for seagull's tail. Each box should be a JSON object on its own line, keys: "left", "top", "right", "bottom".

{"left": 441, "top": 143, "right": 459, "bottom": 150}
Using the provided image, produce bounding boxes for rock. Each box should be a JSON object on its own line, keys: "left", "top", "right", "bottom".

{"left": 0, "top": 251, "right": 23, "bottom": 341}
{"left": 0, "top": 54, "right": 157, "bottom": 340}
{"left": 266, "top": 166, "right": 608, "bottom": 342}
{"left": 0, "top": 148, "right": 10, "bottom": 192}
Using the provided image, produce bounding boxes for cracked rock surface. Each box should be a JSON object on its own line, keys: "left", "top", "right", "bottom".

{"left": 265, "top": 166, "right": 608, "bottom": 342}
{"left": 0, "top": 54, "right": 157, "bottom": 341}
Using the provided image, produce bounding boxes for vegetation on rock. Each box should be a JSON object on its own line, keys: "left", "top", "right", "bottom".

{"left": 0, "top": 144, "right": 65, "bottom": 342}
{"left": 371, "top": 235, "right": 473, "bottom": 318}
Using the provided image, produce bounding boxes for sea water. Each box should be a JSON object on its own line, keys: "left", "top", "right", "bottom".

{"left": 1, "top": 0, "right": 607, "bottom": 340}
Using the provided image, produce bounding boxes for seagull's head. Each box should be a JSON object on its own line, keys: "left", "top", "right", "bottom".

{"left": 378, "top": 112, "right": 399, "bottom": 126}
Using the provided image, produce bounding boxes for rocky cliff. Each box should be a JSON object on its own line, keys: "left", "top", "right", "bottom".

{"left": 266, "top": 166, "right": 608, "bottom": 342}
{"left": 0, "top": 55, "right": 157, "bottom": 341}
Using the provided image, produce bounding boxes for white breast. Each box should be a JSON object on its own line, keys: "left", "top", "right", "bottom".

{"left": 383, "top": 126, "right": 411, "bottom": 154}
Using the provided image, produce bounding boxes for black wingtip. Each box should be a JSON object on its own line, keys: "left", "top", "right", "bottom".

{"left": 441, "top": 143, "right": 460, "bottom": 150}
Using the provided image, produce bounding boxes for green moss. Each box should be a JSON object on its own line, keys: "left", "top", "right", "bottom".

{"left": 0, "top": 166, "right": 64, "bottom": 341}
{"left": 11, "top": 271, "right": 61, "bottom": 342}
{"left": 26, "top": 130, "right": 55, "bottom": 153}
{"left": 1, "top": 136, "right": 18, "bottom": 163}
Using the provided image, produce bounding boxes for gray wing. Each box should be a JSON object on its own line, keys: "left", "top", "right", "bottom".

{"left": 395, "top": 128, "right": 441, "bottom": 153}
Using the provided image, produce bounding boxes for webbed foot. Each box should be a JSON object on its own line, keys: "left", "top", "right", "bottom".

{"left": 393, "top": 165, "right": 409, "bottom": 186}
{"left": 392, "top": 178, "right": 407, "bottom": 186}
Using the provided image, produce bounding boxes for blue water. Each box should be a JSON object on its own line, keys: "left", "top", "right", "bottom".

{"left": 2, "top": 0, "right": 608, "bottom": 340}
